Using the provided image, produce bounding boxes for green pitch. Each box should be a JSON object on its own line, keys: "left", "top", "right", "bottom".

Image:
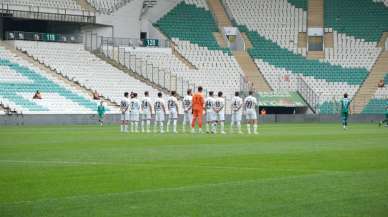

{"left": 0, "top": 123, "right": 387, "bottom": 217}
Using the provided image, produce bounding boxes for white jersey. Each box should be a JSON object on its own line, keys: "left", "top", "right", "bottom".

{"left": 244, "top": 96, "right": 257, "bottom": 111}
{"left": 214, "top": 97, "right": 225, "bottom": 114}
{"left": 182, "top": 95, "right": 192, "bottom": 113}
{"left": 167, "top": 96, "right": 179, "bottom": 113}
{"left": 141, "top": 97, "right": 152, "bottom": 114}
{"left": 154, "top": 98, "right": 165, "bottom": 114}
{"left": 205, "top": 97, "right": 215, "bottom": 112}
{"left": 231, "top": 96, "right": 243, "bottom": 113}
{"left": 120, "top": 97, "right": 130, "bottom": 113}
{"left": 129, "top": 98, "right": 141, "bottom": 114}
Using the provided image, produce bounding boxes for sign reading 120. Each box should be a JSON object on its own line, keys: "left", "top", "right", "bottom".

{"left": 144, "top": 39, "right": 159, "bottom": 47}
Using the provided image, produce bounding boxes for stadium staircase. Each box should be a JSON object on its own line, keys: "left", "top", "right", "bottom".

{"left": 171, "top": 44, "right": 198, "bottom": 70}
{"left": 298, "top": 32, "right": 307, "bottom": 48}
{"left": 352, "top": 49, "right": 388, "bottom": 113}
{"left": 153, "top": 26, "right": 198, "bottom": 70}
{"left": 233, "top": 51, "right": 272, "bottom": 91}
{"left": 93, "top": 52, "right": 174, "bottom": 97}
{"left": 212, "top": 32, "right": 227, "bottom": 48}
{"left": 241, "top": 33, "right": 252, "bottom": 49}
{"left": 324, "top": 32, "right": 334, "bottom": 48}
{"left": 207, "top": 0, "right": 272, "bottom": 92}
{"left": 307, "top": 0, "right": 324, "bottom": 59}
{"left": 0, "top": 41, "right": 116, "bottom": 107}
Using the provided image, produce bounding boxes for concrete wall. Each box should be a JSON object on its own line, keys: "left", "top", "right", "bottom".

{"left": 140, "top": 20, "right": 169, "bottom": 47}
{"left": 0, "top": 114, "right": 384, "bottom": 126}
{"left": 95, "top": 0, "right": 143, "bottom": 38}
{"left": 142, "top": 0, "right": 182, "bottom": 23}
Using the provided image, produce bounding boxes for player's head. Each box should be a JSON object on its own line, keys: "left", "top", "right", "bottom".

{"left": 187, "top": 89, "right": 192, "bottom": 96}
{"left": 198, "top": 86, "right": 203, "bottom": 92}
{"left": 248, "top": 91, "right": 254, "bottom": 96}
{"left": 235, "top": 92, "right": 239, "bottom": 97}
{"left": 124, "top": 92, "right": 129, "bottom": 98}
{"left": 144, "top": 91, "right": 149, "bottom": 97}
{"left": 218, "top": 91, "right": 223, "bottom": 97}
{"left": 209, "top": 91, "right": 214, "bottom": 97}
{"left": 158, "top": 92, "right": 162, "bottom": 98}
{"left": 100, "top": 100, "right": 104, "bottom": 105}
{"left": 133, "top": 93, "right": 138, "bottom": 98}
{"left": 344, "top": 93, "right": 348, "bottom": 98}
{"left": 171, "top": 91, "right": 176, "bottom": 96}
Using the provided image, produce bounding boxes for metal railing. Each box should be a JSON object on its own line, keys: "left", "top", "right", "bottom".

{"left": 84, "top": 32, "right": 200, "bottom": 97}
{"left": 297, "top": 76, "right": 320, "bottom": 113}
{"left": 0, "top": 3, "right": 95, "bottom": 23}
{"left": 5, "top": 31, "right": 83, "bottom": 43}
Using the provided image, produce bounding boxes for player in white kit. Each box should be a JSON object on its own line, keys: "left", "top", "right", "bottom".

{"left": 214, "top": 91, "right": 226, "bottom": 134}
{"left": 153, "top": 92, "right": 166, "bottom": 133}
{"left": 182, "top": 89, "right": 192, "bottom": 133}
{"left": 120, "top": 92, "right": 130, "bottom": 133}
{"left": 205, "top": 91, "right": 216, "bottom": 133}
{"left": 166, "top": 91, "right": 179, "bottom": 133}
{"left": 129, "top": 92, "right": 141, "bottom": 133}
{"left": 244, "top": 91, "right": 258, "bottom": 134}
{"left": 230, "top": 92, "right": 243, "bottom": 134}
{"left": 141, "top": 91, "right": 153, "bottom": 133}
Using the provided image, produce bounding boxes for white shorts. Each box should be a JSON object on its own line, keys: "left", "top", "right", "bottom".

{"left": 169, "top": 109, "right": 178, "bottom": 119}
{"left": 121, "top": 112, "right": 130, "bottom": 121}
{"left": 231, "top": 112, "right": 242, "bottom": 122}
{"left": 216, "top": 112, "right": 225, "bottom": 121}
{"left": 245, "top": 109, "right": 257, "bottom": 120}
{"left": 142, "top": 112, "right": 152, "bottom": 120}
{"left": 155, "top": 112, "right": 165, "bottom": 122}
{"left": 131, "top": 112, "right": 140, "bottom": 122}
{"left": 206, "top": 111, "right": 216, "bottom": 122}
{"left": 183, "top": 111, "right": 192, "bottom": 123}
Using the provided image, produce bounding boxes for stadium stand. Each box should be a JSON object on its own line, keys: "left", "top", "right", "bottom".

{"left": 224, "top": 0, "right": 386, "bottom": 113}
{"left": 1, "top": 0, "right": 82, "bottom": 10}
{"left": 152, "top": 0, "right": 245, "bottom": 103}
{"left": 0, "top": 46, "right": 99, "bottom": 114}
{"left": 86, "top": 0, "right": 132, "bottom": 14}
{"left": 362, "top": 86, "right": 388, "bottom": 114}
{"left": 325, "top": 0, "right": 388, "bottom": 42}
{"left": 155, "top": 0, "right": 222, "bottom": 51}
{"left": 15, "top": 41, "right": 160, "bottom": 105}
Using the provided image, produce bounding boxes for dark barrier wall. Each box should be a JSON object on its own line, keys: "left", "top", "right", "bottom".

{"left": 0, "top": 114, "right": 385, "bottom": 126}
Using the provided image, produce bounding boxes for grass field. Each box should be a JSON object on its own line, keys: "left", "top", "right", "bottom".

{"left": 0, "top": 123, "right": 387, "bottom": 217}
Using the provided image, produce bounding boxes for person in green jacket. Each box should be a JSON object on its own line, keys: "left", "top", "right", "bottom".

{"left": 379, "top": 104, "right": 388, "bottom": 127}
{"left": 340, "top": 93, "right": 351, "bottom": 130}
{"left": 97, "top": 101, "right": 106, "bottom": 127}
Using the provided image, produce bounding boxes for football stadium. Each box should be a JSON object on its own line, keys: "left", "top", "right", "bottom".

{"left": 0, "top": 0, "right": 388, "bottom": 216}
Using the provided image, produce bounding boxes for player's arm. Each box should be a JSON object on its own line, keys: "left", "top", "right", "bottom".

{"left": 236, "top": 102, "right": 242, "bottom": 112}
{"left": 176, "top": 99, "right": 180, "bottom": 114}
{"left": 162, "top": 101, "right": 166, "bottom": 114}
{"left": 149, "top": 101, "right": 153, "bottom": 114}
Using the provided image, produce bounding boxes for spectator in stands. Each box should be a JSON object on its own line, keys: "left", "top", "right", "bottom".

{"left": 33, "top": 90, "right": 42, "bottom": 99}
{"left": 260, "top": 108, "right": 267, "bottom": 116}
{"left": 378, "top": 80, "right": 385, "bottom": 88}
{"left": 92, "top": 90, "right": 100, "bottom": 100}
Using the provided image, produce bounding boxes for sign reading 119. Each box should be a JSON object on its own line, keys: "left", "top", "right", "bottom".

{"left": 45, "top": 33, "right": 56, "bottom": 41}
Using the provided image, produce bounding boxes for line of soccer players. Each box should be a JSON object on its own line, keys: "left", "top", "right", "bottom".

{"left": 119, "top": 87, "right": 258, "bottom": 134}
